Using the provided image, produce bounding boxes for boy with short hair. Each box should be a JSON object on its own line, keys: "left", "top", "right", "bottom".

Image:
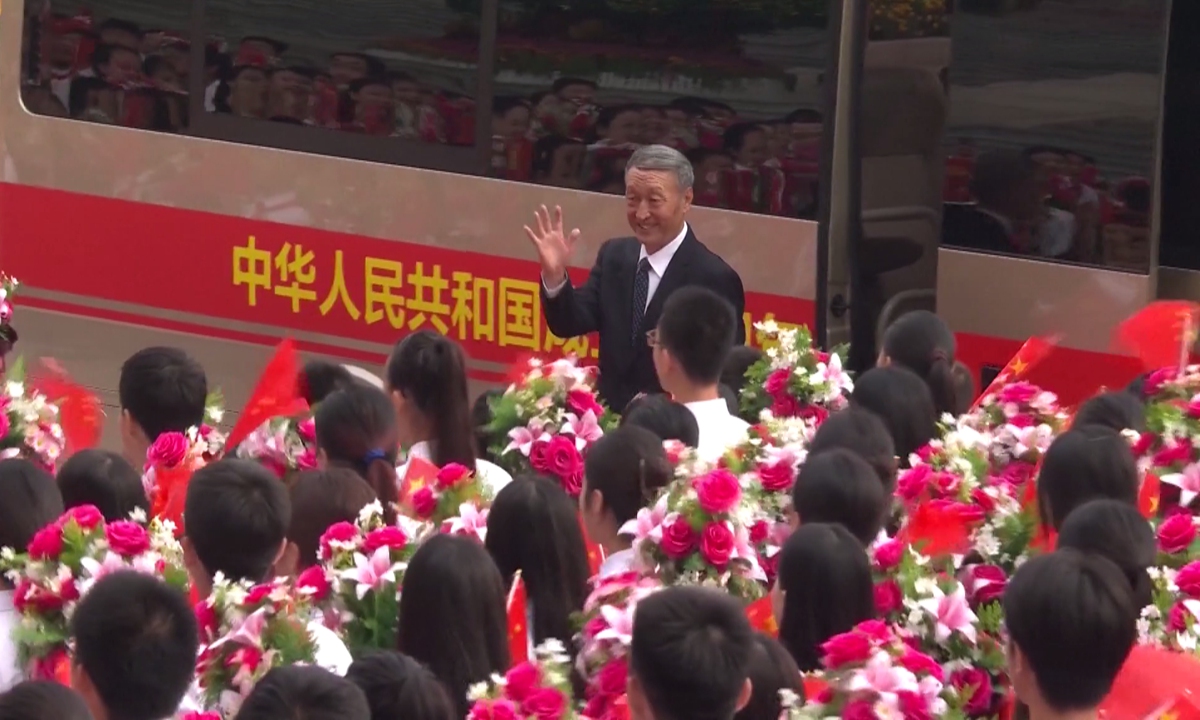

{"left": 118, "top": 346, "right": 208, "bottom": 467}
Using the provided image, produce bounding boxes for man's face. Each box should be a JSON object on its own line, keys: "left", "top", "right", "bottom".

{"left": 625, "top": 168, "right": 692, "bottom": 250}
{"left": 100, "top": 47, "right": 141, "bottom": 84}
{"left": 735, "top": 128, "right": 769, "bottom": 167}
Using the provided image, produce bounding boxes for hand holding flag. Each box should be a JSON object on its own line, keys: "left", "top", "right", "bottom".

{"left": 1116, "top": 301, "right": 1200, "bottom": 372}
{"left": 973, "top": 335, "right": 1058, "bottom": 409}
{"left": 507, "top": 570, "right": 529, "bottom": 666}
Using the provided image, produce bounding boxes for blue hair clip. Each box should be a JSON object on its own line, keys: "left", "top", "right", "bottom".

{"left": 363, "top": 449, "right": 387, "bottom": 464}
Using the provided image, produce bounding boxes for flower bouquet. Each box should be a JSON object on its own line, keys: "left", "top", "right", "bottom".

{"left": 467, "top": 639, "right": 576, "bottom": 720}
{"left": 439, "top": 501, "right": 490, "bottom": 543}
{"left": 234, "top": 415, "right": 317, "bottom": 478}
{"left": 142, "top": 394, "right": 226, "bottom": 532}
{"left": 307, "top": 502, "right": 421, "bottom": 653}
{"left": 1135, "top": 368, "right": 1200, "bottom": 515}
{"left": 0, "top": 274, "right": 19, "bottom": 369}
{"left": 194, "top": 575, "right": 318, "bottom": 718}
{"left": 574, "top": 572, "right": 664, "bottom": 720}
{"left": 622, "top": 467, "right": 766, "bottom": 601}
{"left": 409, "top": 462, "right": 493, "bottom": 528}
{"left": 0, "top": 357, "right": 67, "bottom": 472}
{"left": 738, "top": 321, "right": 852, "bottom": 424}
{"left": 488, "top": 356, "right": 617, "bottom": 497}
{"left": 959, "top": 381, "right": 1066, "bottom": 483}
{"left": 0, "top": 505, "right": 187, "bottom": 680}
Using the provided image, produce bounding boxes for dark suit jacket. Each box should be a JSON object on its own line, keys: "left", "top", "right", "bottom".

{"left": 541, "top": 228, "right": 746, "bottom": 413}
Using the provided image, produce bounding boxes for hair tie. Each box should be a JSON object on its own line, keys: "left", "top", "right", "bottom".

{"left": 363, "top": 449, "right": 387, "bottom": 464}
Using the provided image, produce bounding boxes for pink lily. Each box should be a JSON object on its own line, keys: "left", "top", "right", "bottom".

{"left": 503, "top": 424, "right": 549, "bottom": 457}
{"left": 731, "top": 523, "right": 768, "bottom": 582}
{"left": 341, "top": 547, "right": 405, "bottom": 600}
{"left": 619, "top": 495, "right": 669, "bottom": 541}
{"left": 917, "top": 584, "right": 978, "bottom": 643}
{"left": 594, "top": 603, "right": 636, "bottom": 645}
{"left": 846, "top": 650, "right": 920, "bottom": 700}
{"left": 443, "top": 502, "right": 489, "bottom": 542}
{"left": 563, "top": 410, "right": 603, "bottom": 450}
{"left": 1163, "top": 461, "right": 1200, "bottom": 506}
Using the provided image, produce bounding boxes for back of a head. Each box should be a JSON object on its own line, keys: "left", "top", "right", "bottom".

{"left": 792, "top": 448, "right": 887, "bottom": 545}
{"left": 1056, "top": 499, "right": 1155, "bottom": 609}
{"left": 398, "top": 534, "right": 509, "bottom": 716}
{"left": 313, "top": 385, "right": 399, "bottom": 523}
{"left": 850, "top": 366, "right": 938, "bottom": 462}
{"left": 776, "top": 523, "right": 876, "bottom": 672}
{"left": 0, "top": 681, "right": 93, "bottom": 720}
{"left": 118, "top": 347, "right": 208, "bottom": 439}
{"left": 1073, "top": 391, "right": 1146, "bottom": 434}
{"left": 1038, "top": 426, "right": 1138, "bottom": 530}
{"left": 234, "top": 666, "right": 370, "bottom": 720}
{"left": 734, "top": 635, "right": 803, "bottom": 720}
{"left": 808, "top": 407, "right": 897, "bottom": 493}
{"left": 970, "top": 149, "right": 1036, "bottom": 206}
{"left": 288, "top": 468, "right": 378, "bottom": 570}
{"left": 386, "top": 330, "right": 475, "bottom": 468}
{"left": 657, "top": 287, "right": 737, "bottom": 387}
{"left": 721, "top": 346, "right": 764, "bottom": 399}
{"left": 0, "top": 458, "right": 63, "bottom": 551}
{"left": 70, "top": 572, "right": 198, "bottom": 720}
{"left": 631, "top": 586, "right": 755, "bottom": 720}
{"left": 880, "top": 311, "right": 958, "bottom": 417}
{"left": 1003, "top": 551, "right": 1137, "bottom": 712}
{"left": 621, "top": 394, "right": 700, "bottom": 447}
{"left": 584, "top": 425, "right": 673, "bottom": 527}
{"left": 184, "top": 459, "right": 291, "bottom": 582}
{"left": 346, "top": 651, "right": 455, "bottom": 720}
{"left": 951, "top": 362, "right": 976, "bottom": 415}
{"left": 486, "top": 475, "right": 590, "bottom": 647}
{"left": 299, "top": 360, "right": 355, "bottom": 406}
{"left": 56, "top": 449, "right": 147, "bottom": 522}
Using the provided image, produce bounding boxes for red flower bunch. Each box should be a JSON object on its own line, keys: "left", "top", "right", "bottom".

{"left": 574, "top": 572, "right": 663, "bottom": 720}
{"left": 960, "top": 381, "right": 1066, "bottom": 480}
{"left": 409, "top": 462, "right": 492, "bottom": 525}
{"left": 739, "top": 322, "right": 851, "bottom": 423}
{"left": 1135, "top": 366, "right": 1200, "bottom": 516}
{"left": 467, "top": 640, "right": 576, "bottom": 720}
{"left": 141, "top": 398, "right": 225, "bottom": 534}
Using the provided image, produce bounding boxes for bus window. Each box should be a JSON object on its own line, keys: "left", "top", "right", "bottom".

{"left": 1159, "top": 0, "right": 1200, "bottom": 271}
{"left": 940, "top": 0, "right": 1166, "bottom": 273}
{"left": 482, "top": 0, "right": 830, "bottom": 219}
{"left": 19, "top": 0, "right": 193, "bottom": 133}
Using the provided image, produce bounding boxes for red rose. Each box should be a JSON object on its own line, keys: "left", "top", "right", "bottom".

{"left": 435, "top": 463, "right": 473, "bottom": 490}
{"left": 597, "top": 659, "right": 627, "bottom": 695}
{"left": 950, "top": 667, "right": 994, "bottom": 717}
{"left": 1145, "top": 367, "right": 1177, "bottom": 398}
{"left": 195, "top": 600, "right": 220, "bottom": 643}
{"left": 840, "top": 699, "right": 878, "bottom": 720}
{"left": 529, "top": 440, "right": 551, "bottom": 473}
{"left": 757, "top": 461, "right": 794, "bottom": 493}
{"left": 1170, "top": 601, "right": 1191, "bottom": 632}
{"left": 470, "top": 700, "right": 519, "bottom": 720}
{"left": 1159, "top": 513, "right": 1197, "bottom": 555}
{"left": 244, "top": 584, "right": 273, "bottom": 607}
{"left": 694, "top": 469, "right": 741, "bottom": 515}
{"left": 104, "top": 520, "right": 151, "bottom": 556}
{"left": 764, "top": 369, "right": 791, "bottom": 398}
{"left": 896, "top": 465, "right": 932, "bottom": 503}
{"left": 873, "top": 540, "right": 904, "bottom": 571}
{"left": 1132, "top": 432, "right": 1156, "bottom": 457}
{"left": 318, "top": 521, "right": 359, "bottom": 560}
{"left": 1008, "top": 413, "right": 1035, "bottom": 429}
{"left": 1153, "top": 441, "right": 1193, "bottom": 468}
{"left": 296, "top": 565, "right": 331, "bottom": 601}
{"left": 63, "top": 505, "right": 105, "bottom": 531}
{"left": 898, "top": 648, "right": 944, "bottom": 682}
{"left": 874, "top": 579, "right": 903, "bottom": 615}
{"left": 699, "top": 521, "right": 735, "bottom": 570}
{"left": 965, "top": 565, "right": 1008, "bottom": 606}
{"left": 522, "top": 688, "right": 568, "bottom": 720}
{"left": 1178, "top": 561, "right": 1200, "bottom": 598}
{"left": 897, "top": 691, "right": 932, "bottom": 720}
{"left": 659, "top": 516, "right": 698, "bottom": 559}
{"left": 411, "top": 486, "right": 439, "bottom": 519}
{"left": 932, "top": 471, "right": 961, "bottom": 498}
{"left": 970, "top": 487, "right": 998, "bottom": 515}
{"left": 748, "top": 520, "right": 770, "bottom": 545}
{"left": 567, "top": 389, "right": 604, "bottom": 418}
{"left": 504, "top": 661, "right": 542, "bottom": 702}
{"left": 798, "top": 404, "right": 830, "bottom": 426}
{"left": 27, "top": 523, "right": 64, "bottom": 561}
{"left": 363, "top": 526, "right": 409, "bottom": 554}
{"left": 820, "top": 630, "right": 873, "bottom": 669}
{"left": 147, "top": 432, "right": 189, "bottom": 469}
{"left": 771, "top": 395, "right": 802, "bottom": 418}
{"left": 296, "top": 418, "right": 316, "bottom": 443}
{"left": 546, "top": 435, "right": 584, "bottom": 486}
{"left": 11, "top": 579, "right": 33, "bottom": 613}
{"left": 855, "top": 620, "right": 892, "bottom": 644}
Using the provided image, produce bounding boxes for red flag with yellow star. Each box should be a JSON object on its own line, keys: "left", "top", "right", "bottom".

{"left": 400, "top": 456, "right": 439, "bottom": 506}
{"left": 897, "top": 502, "right": 977, "bottom": 558}
{"left": 1101, "top": 645, "right": 1200, "bottom": 719}
{"left": 31, "top": 359, "right": 102, "bottom": 454}
{"left": 744, "top": 596, "right": 778, "bottom": 637}
{"left": 507, "top": 571, "right": 529, "bottom": 666}
{"left": 973, "top": 335, "right": 1058, "bottom": 409}
{"left": 579, "top": 513, "right": 605, "bottom": 576}
{"left": 1116, "top": 301, "right": 1200, "bottom": 372}
{"left": 1140, "top": 471, "right": 1162, "bottom": 519}
{"left": 223, "top": 338, "right": 309, "bottom": 453}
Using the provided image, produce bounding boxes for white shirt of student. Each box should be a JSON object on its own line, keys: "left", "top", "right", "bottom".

{"left": 398, "top": 441, "right": 513, "bottom": 496}
{"left": 685, "top": 398, "right": 750, "bottom": 463}
{"left": 543, "top": 223, "right": 690, "bottom": 307}
{"left": 0, "top": 590, "right": 21, "bottom": 692}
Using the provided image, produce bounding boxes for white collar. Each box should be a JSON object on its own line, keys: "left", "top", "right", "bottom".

{"left": 638, "top": 223, "right": 689, "bottom": 278}
{"left": 684, "top": 397, "right": 732, "bottom": 416}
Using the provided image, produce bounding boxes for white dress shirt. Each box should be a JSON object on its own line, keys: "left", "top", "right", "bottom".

{"left": 685, "top": 399, "right": 750, "bottom": 463}
{"left": 0, "top": 590, "right": 20, "bottom": 692}
{"left": 398, "top": 441, "right": 513, "bottom": 496}
{"left": 543, "top": 223, "right": 690, "bottom": 307}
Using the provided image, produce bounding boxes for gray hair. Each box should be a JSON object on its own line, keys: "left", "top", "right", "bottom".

{"left": 625, "top": 144, "right": 695, "bottom": 190}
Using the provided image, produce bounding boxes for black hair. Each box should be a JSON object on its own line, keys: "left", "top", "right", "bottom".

{"left": 346, "top": 651, "right": 456, "bottom": 720}
{"left": 98, "top": 18, "right": 143, "bottom": 39}
{"left": 806, "top": 408, "right": 897, "bottom": 495}
{"left": 1073, "top": 391, "right": 1146, "bottom": 434}
{"left": 775, "top": 523, "right": 876, "bottom": 672}
{"left": 850, "top": 366, "right": 938, "bottom": 463}
{"left": 486, "top": 475, "right": 590, "bottom": 651}
{"left": 1126, "top": 372, "right": 1150, "bottom": 399}
{"left": 657, "top": 287, "right": 738, "bottom": 386}
{"left": 184, "top": 459, "right": 291, "bottom": 583}
{"left": 684, "top": 147, "right": 732, "bottom": 168}
{"left": 595, "top": 104, "right": 641, "bottom": 135}
{"left": 299, "top": 360, "right": 355, "bottom": 405}
{"left": 472, "top": 389, "right": 505, "bottom": 464}
{"left": 397, "top": 534, "right": 509, "bottom": 718}
{"left": 719, "top": 384, "right": 739, "bottom": 415}
{"left": 91, "top": 43, "right": 138, "bottom": 76}
{"left": 0, "top": 459, "right": 63, "bottom": 554}
{"left": 583, "top": 425, "right": 673, "bottom": 528}
{"left": 722, "top": 123, "right": 766, "bottom": 154}
{"left": 349, "top": 75, "right": 390, "bottom": 95}
{"left": 70, "top": 572, "right": 198, "bottom": 720}
{"left": 55, "top": 450, "right": 147, "bottom": 522}
{"left": 880, "top": 311, "right": 958, "bottom": 417}
{"left": 969, "top": 150, "right": 1038, "bottom": 207}
{"left": 288, "top": 468, "right": 378, "bottom": 570}
{"left": 735, "top": 635, "right": 805, "bottom": 720}
{"left": 721, "top": 346, "right": 764, "bottom": 399}
{"left": 0, "top": 681, "right": 93, "bottom": 720}
{"left": 630, "top": 586, "right": 755, "bottom": 720}
{"left": 234, "top": 666, "right": 370, "bottom": 720}
{"left": 621, "top": 394, "right": 700, "bottom": 447}
{"left": 492, "top": 95, "right": 530, "bottom": 117}
{"left": 1037, "top": 426, "right": 1138, "bottom": 530}
{"left": 551, "top": 77, "right": 597, "bottom": 95}
{"left": 792, "top": 449, "right": 888, "bottom": 546}
{"left": 330, "top": 51, "right": 385, "bottom": 77}
{"left": 1003, "top": 551, "right": 1136, "bottom": 711}
{"left": 118, "top": 347, "right": 208, "bottom": 441}
{"left": 951, "top": 361, "right": 976, "bottom": 415}
{"left": 385, "top": 331, "right": 476, "bottom": 469}
{"left": 313, "top": 385, "right": 400, "bottom": 524}
{"left": 1056, "top": 499, "right": 1155, "bottom": 610}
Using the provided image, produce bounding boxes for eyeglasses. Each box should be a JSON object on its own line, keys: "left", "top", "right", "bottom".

{"left": 645, "top": 329, "right": 659, "bottom": 348}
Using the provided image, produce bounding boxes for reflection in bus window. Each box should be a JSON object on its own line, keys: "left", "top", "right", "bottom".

{"left": 20, "top": 0, "right": 193, "bottom": 133}
{"left": 483, "top": 0, "right": 830, "bottom": 219}
{"left": 940, "top": 0, "right": 1166, "bottom": 272}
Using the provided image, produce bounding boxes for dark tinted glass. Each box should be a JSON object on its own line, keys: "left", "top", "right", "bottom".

{"left": 1159, "top": 0, "right": 1199, "bottom": 270}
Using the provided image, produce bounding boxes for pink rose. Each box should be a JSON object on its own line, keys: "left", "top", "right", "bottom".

{"left": 105, "top": 520, "right": 150, "bottom": 556}
{"left": 659, "top": 516, "right": 698, "bottom": 559}
{"left": 504, "top": 661, "right": 542, "bottom": 702}
{"left": 27, "top": 523, "right": 64, "bottom": 560}
{"left": 854, "top": 620, "right": 892, "bottom": 643}
{"left": 896, "top": 465, "right": 932, "bottom": 503}
{"left": 1170, "top": 602, "right": 1191, "bottom": 632}
{"left": 411, "top": 486, "right": 439, "bottom": 519}
{"left": 244, "top": 584, "right": 273, "bottom": 606}
{"left": 764, "top": 369, "right": 791, "bottom": 397}
{"left": 971, "top": 487, "right": 998, "bottom": 514}
{"left": 318, "top": 521, "right": 359, "bottom": 560}
{"left": 435, "top": 463, "right": 473, "bottom": 490}
{"left": 693, "top": 469, "right": 741, "bottom": 515}
{"left": 1159, "top": 513, "right": 1197, "bottom": 555}
{"left": 529, "top": 440, "right": 551, "bottom": 473}
{"left": 699, "top": 522, "right": 735, "bottom": 570}
{"left": 567, "top": 389, "right": 604, "bottom": 418}
{"left": 147, "top": 432, "right": 189, "bottom": 469}
{"left": 195, "top": 600, "right": 220, "bottom": 643}
{"left": 757, "top": 461, "right": 794, "bottom": 493}
{"left": 965, "top": 565, "right": 1008, "bottom": 606}
{"left": 296, "top": 418, "right": 316, "bottom": 442}
{"left": 597, "top": 659, "right": 627, "bottom": 695}
{"left": 363, "top": 526, "right": 409, "bottom": 554}
{"left": 820, "top": 630, "right": 873, "bottom": 669}
{"left": 64, "top": 504, "right": 105, "bottom": 531}
{"left": 546, "top": 435, "right": 584, "bottom": 486}
{"left": 296, "top": 565, "right": 331, "bottom": 601}
{"left": 562, "top": 466, "right": 584, "bottom": 498}
{"left": 932, "top": 471, "right": 961, "bottom": 498}
{"left": 996, "top": 382, "right": 1038, "bottom": 405}
{"left": 897, "top": 691, "right": 932, "bottom": 720}
{"left": 296, "top": 448, "right": 318, "bottom": 470}
{"left": 1178, "top": 561, "right": 1200, "bottom": 599}
{"left": 873, "top": 540, "right": 904, "bottom": 571}
{"left": 950, "top": 667, "right": 994, "bottom": 717}
{"left": 771, "top": 395, "right": 802, "bottom": 418}
{"left": 798, "top": 404, "right": 830, "bottom": 426}
{"left": 470, "top": 700, "right": 519, "bottom": 720}
{"left": 1145, "top": 367, "right": 1178, "bottom": 398}
{"left": 523, "top": 688, "right": 568, "bottom": 720}
{"left": 841, "top": 699, "right": 878, "bottom": 720}
{"left": 874, "top": 579, "right": 903, "bottom": 615}
{"left": 1153, "top": 441, "right": 1193, "bottom": 468}
{"left": 898, "top": 648, "right": 944, "bottom": 682}
{"left": 1132, "top": 432, "right": 1156, "bottom": 457}
{"left": 748, "top": 520, "right": 770, "bottom": 545}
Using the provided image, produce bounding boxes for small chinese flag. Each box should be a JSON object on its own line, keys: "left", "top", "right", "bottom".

{"left": 52, "top": 653, "right": 71, "bottom": 687}
{"left": 507, "top": 571, "right": 529, "bottom": 666}
{"left": 897, "top": 502, "right": 976, "bottom": 558}
{"left": 152, "top": 463, "right": 194, "bottom": 537}
{"left": 400, "top": 456, "right": 439, "bottom": 505}
{"left": 973, "top": 335, "right": 1059, "bottom": 408}
{"left": 1140, "top": 471, "right": 1162, "bottom": 519}
{"left": 1115, "top": 301, "right": 1200, "bottom": 371}
{"left": 1102, "top": 645, "right": 1200, "bottom": 719}
{"left": 222, "top": 338, "right": 309, "bottom": 454}
{"left": 1029, "top": 523, "right": 1057, "bottom": 553}
{"left": 610, "top": 695, "right": 631, "bottom": 720}
{"left": 744, "top": 596, "right": 778, "bottom": 638}
{"left": 580, "top": 513, "right": 605, "bottom": 576}
{"left": 31, "top": 359, "right": 102, "bottom": 454}
{"left": 801, "top": 676, "right": 828, "bottom": 703}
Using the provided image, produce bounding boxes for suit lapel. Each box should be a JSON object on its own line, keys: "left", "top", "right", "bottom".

{"left": 643, "top": 230, "right": 698, "bottom": 331}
